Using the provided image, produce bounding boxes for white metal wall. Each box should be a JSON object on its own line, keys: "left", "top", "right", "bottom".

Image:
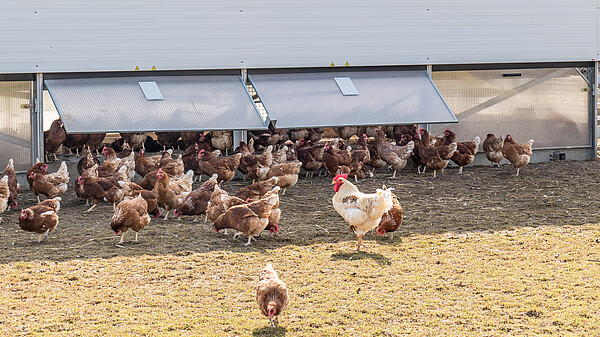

{"left": 0, "top": 1, "right": 597, "bottom": 74}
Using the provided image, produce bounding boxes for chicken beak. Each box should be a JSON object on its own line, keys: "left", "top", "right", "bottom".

{"left": 331, "top": 180, "right": 336, "bottom": 185}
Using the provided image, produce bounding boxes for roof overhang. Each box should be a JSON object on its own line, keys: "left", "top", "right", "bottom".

{"left": 249, "top": 70, "right": 457, "bottom": 129}
{"left": 45, "top": 75, "right": 268, "bottom": 134}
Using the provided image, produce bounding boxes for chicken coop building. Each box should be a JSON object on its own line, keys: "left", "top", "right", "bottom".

{"left": 0, "top": 1, "right": 598, "bottom": 170}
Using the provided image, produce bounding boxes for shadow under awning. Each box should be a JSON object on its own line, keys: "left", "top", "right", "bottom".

{"left": 44, "top": 75, "right": 268, "bottom": 134}
{"left": 249, "top": 70, "right": 457, "bottom": 129}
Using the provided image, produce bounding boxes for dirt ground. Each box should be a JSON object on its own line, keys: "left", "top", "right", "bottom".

{"left": 1, "top": 159, "right": 600, "bottom": 335}
{"left": 3, "top": 159, "right": 599, "bottom": 259}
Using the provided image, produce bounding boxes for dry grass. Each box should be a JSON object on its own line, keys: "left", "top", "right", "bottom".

{"left": 1, "top": 160, "right": 600, "bottom": 336}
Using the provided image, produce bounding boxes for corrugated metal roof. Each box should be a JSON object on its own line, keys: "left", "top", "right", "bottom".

{"left": 45, "top": 75, "right": 267, "bottom": 133}
{"left": 249, "top": 70, "right": 457, "bottom": 129}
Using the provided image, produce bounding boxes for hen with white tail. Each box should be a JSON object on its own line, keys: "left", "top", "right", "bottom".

{"left": 332, "top": 174, "right": 394, "bottom": 251}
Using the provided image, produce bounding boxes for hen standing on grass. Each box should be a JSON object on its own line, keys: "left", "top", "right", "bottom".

{"left": 256, "top": 263, "right": 289, "bottom": 327}
{"left": 331, "top": 174, "right": 394, "bottom": 251}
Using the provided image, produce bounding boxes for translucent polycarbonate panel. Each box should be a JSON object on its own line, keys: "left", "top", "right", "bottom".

{"left": 0, "top": 81, "right": 32, "bottom": 171}
{"left": 250, "top": 70, "right": 457, "bottom": 129}
{"left": 431, "top": 68, "right": 589, "bottom": 149}
{"left": 45, "top": 75, "right": 267, "bottom": 134}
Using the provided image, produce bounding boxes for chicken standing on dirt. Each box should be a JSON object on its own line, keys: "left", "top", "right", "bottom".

{"left": 332, "top": 174, "right": 394, "bottom": 251}
{"left": 235, "top": 177, "right": 278, "bottom": 202}
{"left": 212, "top": 192, "right": 279, "bottom": 246}
{"left": 205, "top": 186, "right": 248, "bottom": 223}
{"left": 197, "top": 150, "right": 241, "bottom": 183}
{"left": 18, "top": 197, "right": 61, "bottom": 242}
{"left": 134, "top": 149, "right": 162, "bottom": 177}
{"left": 483, "top": 133, "right": 504, "bottom": 167}
{"left": 77, "top": 145, "right": 100, "bottom": 175}
{"left": 416, "top": 129, "right": 457, "bottom": 178}
{"left": 2, "top": 159, "right": 20, "bottom": 209}
{"left": 121, "top": 182, "right": 161, "bottom": 218}
{"left": 376, "top": 189, "right": 403, "bottom": 240}
{"left": 77, "top": 175, "right": 125, "bottom": 213}
{"left": 29, "top": 161, "right": 69, "bottom": 202}
{"left": 44, "top": 119, "right": 66, "bottom": 162}
{"left": 265, "top": 161, "right": 302, "bottom": 195}
{"left": 152, "top": 168, "right": 192, "bottom": 220}
{"left": 62, "top": 133, "right": 88, "bottom": 155}
{"left": 0, "top": 176, "right": 9, "bottom": 217}
{"left": 210, "top": 130, "right": 233, "bottom": 155}
{"left": 443, "top": 129, "right": 481, "bottom": 174}
{"left": 173, "top": 174, "right": 219, "bottom": 218}
{"left": 256, "top": 263, "right": 289, "bottom": 327}
{"left": 110, "top": 194, "right": 151, "bottom": 244}
{"left": 296, "top": 139, "right": 323, "bottom": 178}
{"left": 374, "top": 129, "right": 414, "bottom": 178}
{"left": 502, "top": 134, "right": 534, "bottom": 176}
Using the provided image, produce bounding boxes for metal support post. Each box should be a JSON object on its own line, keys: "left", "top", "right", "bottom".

{"left": 590, "top": 62, "right": 598, "bottom": 160}
{"left": 233, "top": 130, "right": 247, "bottom": 148}
{"left": 421, "top": 65, "right": 433, "bottom": 133}
{"left": 31, "top": 73, "right": 44, "bottom": 164}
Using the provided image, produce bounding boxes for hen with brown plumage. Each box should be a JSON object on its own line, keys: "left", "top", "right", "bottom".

{"left": 256, "top": 263, "right": 289, "bottom": 327}
{"left": 502, "top": 134, "right": 534, "bottom": 176}
{"left": 198, "top": 150, "right": 241, "bottom": 183}
{"left": 374, "top": 129, "right": 414, "bottom": 178}
{"left": 443, "top": 129, "right": 481, "bottom": 174}
{"left": 44, "top": 119, "right": 66, "bottom": 162}
{"left": 483, "top": 133, "right": 504, "bottom": 167}
{"left": 110, "top": 194, "right": 151, "bottom": 244}
{"left": 29, "top": 161, "right": 69, "bottom": 202}
{"left": 18, "top": 197, "right": 61, "bottom": 242}
{"left": 376, "top": 190, "right": 403, "bottom": 240}
{"left": 2, "top": 159, "right": 19, "bottom": 209}
{"left": 213, "top": 192, "right": 279, "bottom": 246}
{"left": 173, "top": 174, "right": 219, "bottom": 217}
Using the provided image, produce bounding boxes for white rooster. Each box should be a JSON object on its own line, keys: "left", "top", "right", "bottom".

{"left": 331, "top": 174, "right": 394, "bottom": 251}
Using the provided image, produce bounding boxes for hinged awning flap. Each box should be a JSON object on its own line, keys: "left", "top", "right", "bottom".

{"left": 249, "top": 70, "right": 457, "bottom": 129}
{"left": 45, "top": 75, "right": 268, "bottom": 134}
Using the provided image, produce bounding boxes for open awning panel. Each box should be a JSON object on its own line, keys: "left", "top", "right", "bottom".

{"left": 45, "top": 75, "right": 267, "bottom": 134}
{"left": 249, "top": 70, "right": 457, "bottom": 129}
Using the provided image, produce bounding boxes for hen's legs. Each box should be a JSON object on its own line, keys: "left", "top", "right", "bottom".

{"left": 133, "top": 232, "right": 138, "bottom": 243}
{"left": 84, "top": 203, "right": 98, "bottom": 213}
{"left": 356, "top": 234, "right": 364, "bottom": 251}
{"left": 244, "top": 235, "right": 253, "bottom": 246}
{"left": 457, "top": 166, "right": 463, "bottom": 175}
{"left": 118, "top": 231, "right": 125, "bottom": 244}
{"left": 38, "top": 229, "right": 50, "bottom": 242}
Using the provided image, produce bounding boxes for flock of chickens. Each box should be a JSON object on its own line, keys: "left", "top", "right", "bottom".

{"left": 1, "top": 120, "right": 537, "bottom": 326}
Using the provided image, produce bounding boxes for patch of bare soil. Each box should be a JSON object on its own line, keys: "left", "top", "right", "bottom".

{"left": 1, "top": 160, "right": 598, "bottom": 262}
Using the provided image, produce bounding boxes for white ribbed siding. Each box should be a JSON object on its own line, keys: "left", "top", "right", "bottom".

{"left": 0, "top": 1, "right": 597, "bottom": 74}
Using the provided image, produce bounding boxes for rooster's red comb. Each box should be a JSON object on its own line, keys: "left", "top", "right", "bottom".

{"left": 333, "top": 173, "right": 348, "bottom": 181}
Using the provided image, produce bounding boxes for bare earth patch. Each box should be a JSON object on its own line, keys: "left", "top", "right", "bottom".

{"left": 1, "top": 160, "right": 600, "bottom": 336}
